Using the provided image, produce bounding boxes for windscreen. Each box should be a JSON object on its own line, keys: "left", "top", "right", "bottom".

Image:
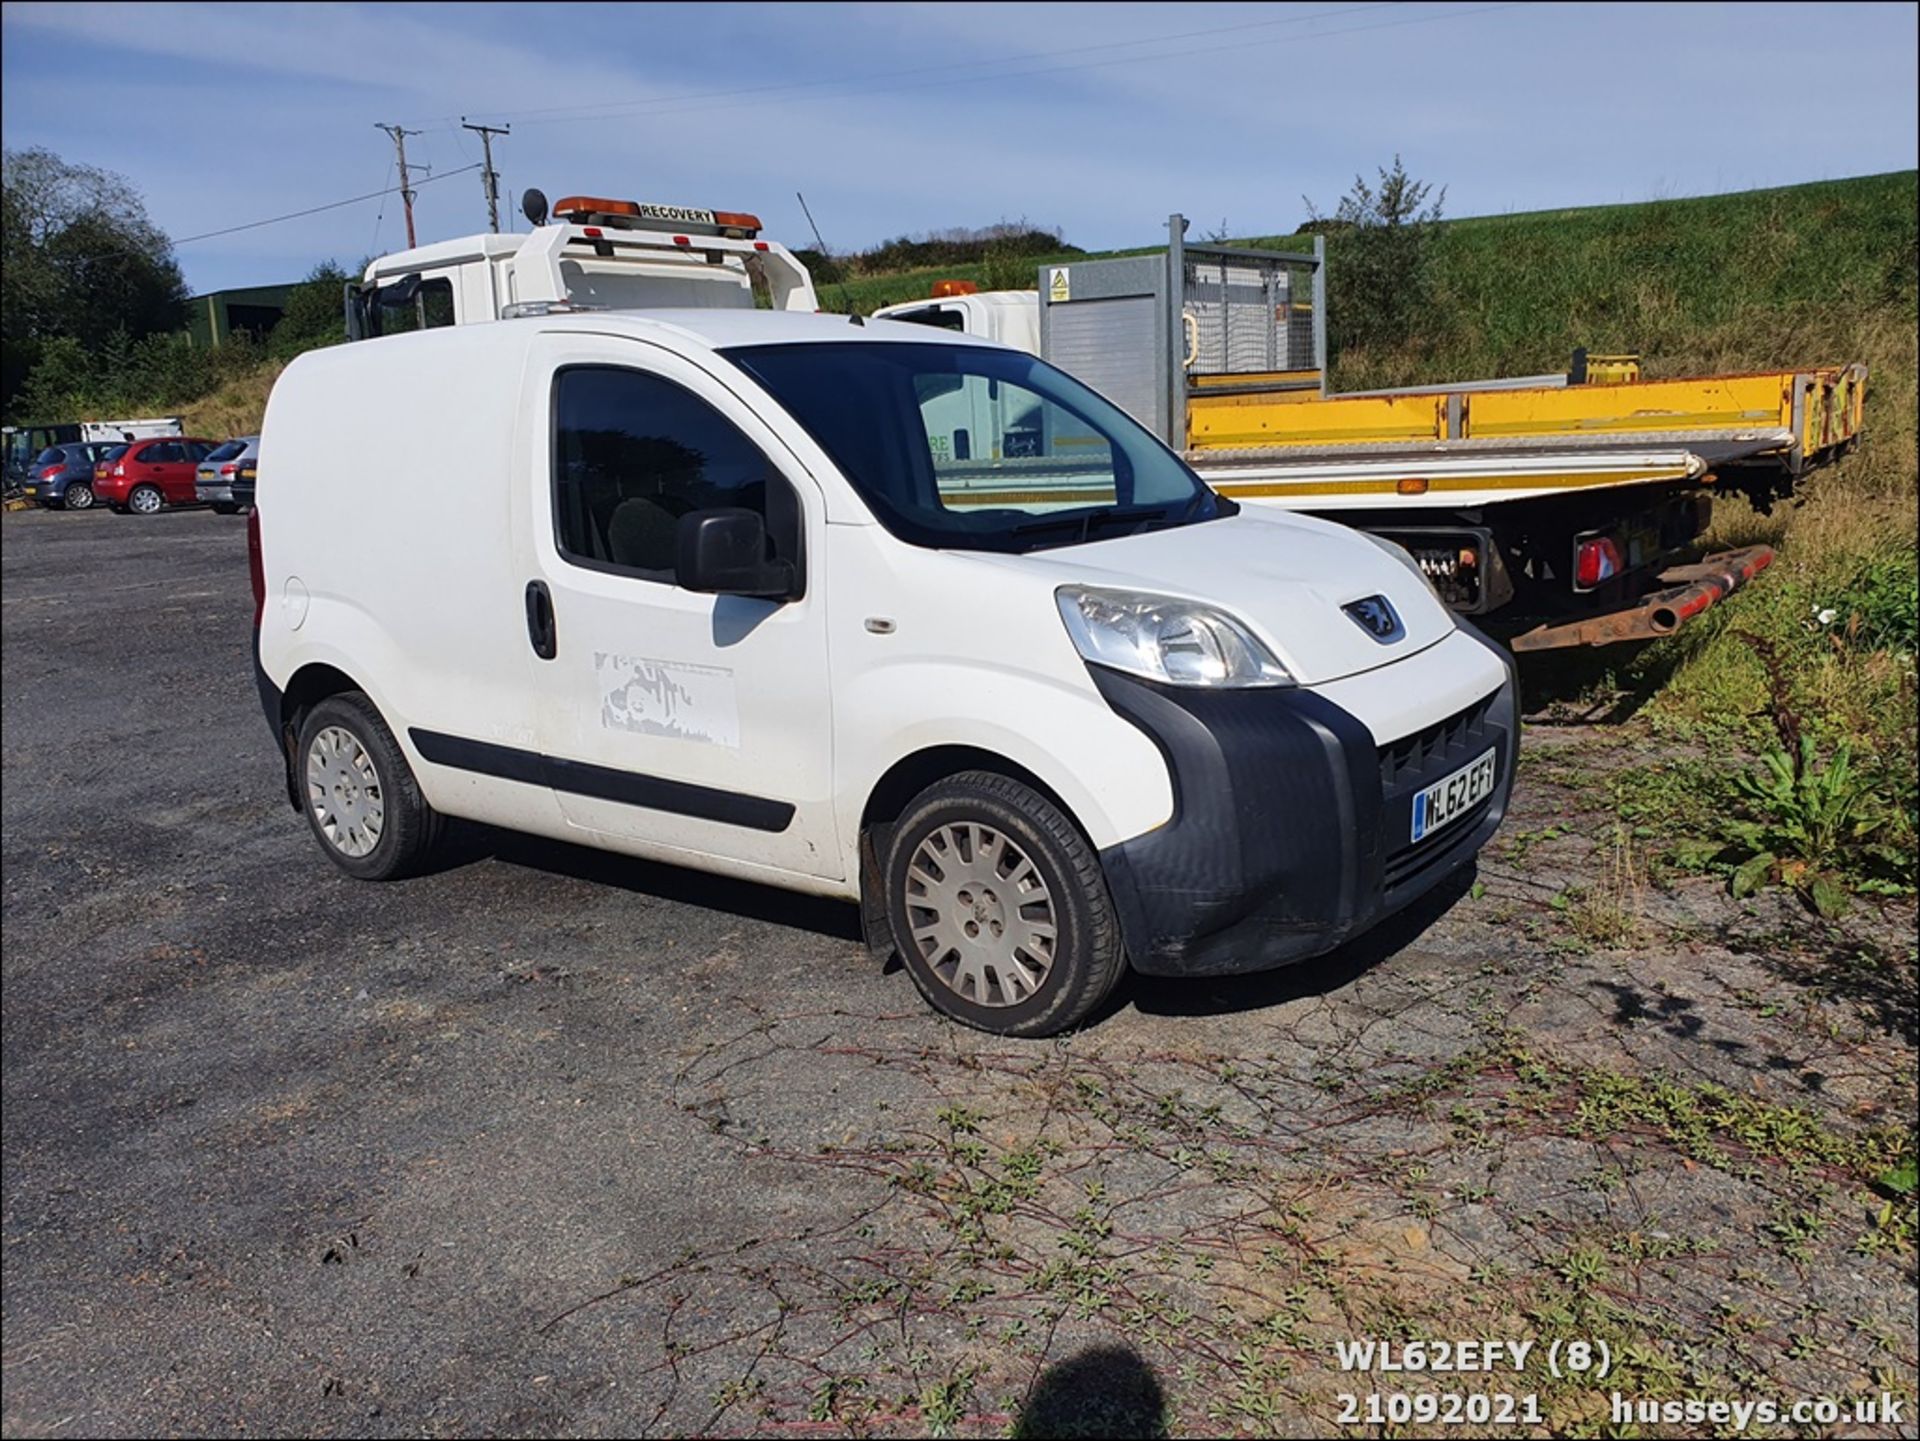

{"left": 725, "top": 341, "right": 1230, "bottom": 553}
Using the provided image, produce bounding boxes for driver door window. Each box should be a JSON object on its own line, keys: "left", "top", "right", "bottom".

{"left": 552, "top": 366, "right": 801, "bottom": 583}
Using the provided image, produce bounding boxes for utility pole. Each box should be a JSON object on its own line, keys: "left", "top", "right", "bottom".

{"left": 375, "top": 123, "right": 422, "bottom": 247}
{"left": 461, "top": 119, "right": 511, "bottom": 233}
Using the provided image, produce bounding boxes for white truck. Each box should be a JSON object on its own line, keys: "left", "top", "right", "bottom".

{"left": 80, "top": 417, "right": 183, "bottom": 444}
{"left": 345, "top": 191, "right": 818, "bottom": 337}
{"left": 257, "top": 207, "right": 1518, "bottom": 1035}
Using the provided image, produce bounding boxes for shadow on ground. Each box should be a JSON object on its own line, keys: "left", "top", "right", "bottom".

{"left": 1122, "top": 864, "right": 1477, "bottom": 1021}
{"left": 1012, "top": 1343, "right": 1168, "bottom": 1440}
{"left": 428, "top": 825, "right": 1483, "bottom": 1029}
{"left": 426, "top": 818, "right": 865, "bottom": 942}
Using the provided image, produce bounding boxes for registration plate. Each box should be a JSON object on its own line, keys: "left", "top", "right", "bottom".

{"left": 23, "top": 486, "right": 37, "bottom": 495}
{"left": 1411, "top": 747, "right": 1497, "bottom": 843}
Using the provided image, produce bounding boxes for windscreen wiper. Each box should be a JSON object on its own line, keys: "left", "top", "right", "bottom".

{"left": 1009, "top": 505, "right": 1171, "bottom": 546}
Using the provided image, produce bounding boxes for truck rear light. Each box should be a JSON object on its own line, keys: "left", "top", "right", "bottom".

{"left": 1575, "top": 536, "right": 1624, "bottom": 589}
{"left": 247, "top": 508, "right": 265, "bottom": 627}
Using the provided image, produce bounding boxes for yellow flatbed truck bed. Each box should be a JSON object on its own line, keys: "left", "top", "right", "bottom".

{"left": 1188, "top": 362, "right": 1868, "bottom": 507}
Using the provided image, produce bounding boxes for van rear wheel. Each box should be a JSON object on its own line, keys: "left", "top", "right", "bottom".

{"left": 297, "top": 692, "right": 443, "bottom": 881}
{"left": 882, "top": 772, "right": 1126, "bottom": 1037}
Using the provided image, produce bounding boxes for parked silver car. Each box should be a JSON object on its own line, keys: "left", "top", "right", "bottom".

{"left": 194, "top": 436, "right": 259, "bottom": 513}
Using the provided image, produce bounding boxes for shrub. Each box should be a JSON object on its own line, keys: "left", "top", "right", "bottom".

{"left": 1304, "top": 156, "right": 1446, "bottom": 359}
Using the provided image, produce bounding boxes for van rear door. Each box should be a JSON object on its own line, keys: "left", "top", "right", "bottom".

{"left": 513, "top": 333, "right": 842, "bottom": 881}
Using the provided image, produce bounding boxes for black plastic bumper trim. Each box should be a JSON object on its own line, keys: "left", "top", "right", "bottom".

{"left": 1093, "top": 651, "right": 1515, "bottom": 978}
{"left": 408, "top": 727, "right": 795, "bottom": 833}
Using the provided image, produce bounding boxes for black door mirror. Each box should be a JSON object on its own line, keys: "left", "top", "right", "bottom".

{"left": 376, "top": 273, "right": 422, "bottom": 308}
{"left": 675, "top": 508, "right": 798, "bottom": 601}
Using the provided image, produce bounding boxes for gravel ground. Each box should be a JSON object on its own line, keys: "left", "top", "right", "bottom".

{"left": 3, "top": 507, "right": 1914, "bottom": 1438}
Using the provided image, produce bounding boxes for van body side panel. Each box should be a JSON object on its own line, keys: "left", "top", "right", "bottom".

{"left": 257, "top": 326, "right": 567, "bottom": 836}
{"left": 823, "top": 531, "right": 1175, "bottom": 854}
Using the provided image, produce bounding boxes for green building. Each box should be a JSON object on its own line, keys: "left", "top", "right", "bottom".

{"left": 186, "top": 284, "right": 295, "bottom": 347}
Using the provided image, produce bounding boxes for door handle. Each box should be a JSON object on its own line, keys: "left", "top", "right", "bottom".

{"left": 525, "top": 580, "right": 557, "bottom": 660}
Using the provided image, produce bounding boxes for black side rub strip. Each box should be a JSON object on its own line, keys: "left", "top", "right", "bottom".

{"left": 408, "top": 729, "right": 795, "bottom": 833}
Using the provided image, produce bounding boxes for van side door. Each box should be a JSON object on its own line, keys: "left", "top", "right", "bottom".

{"left": 513, "top": 333, "right": 842, "bottom": 882}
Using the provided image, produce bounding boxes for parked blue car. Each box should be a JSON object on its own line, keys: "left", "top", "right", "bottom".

{"left": 21, "top": 443, "right": 116, "bottom": 510}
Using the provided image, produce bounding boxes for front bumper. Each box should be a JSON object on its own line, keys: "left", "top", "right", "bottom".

{"left": 1094, "top": 630, "right": 1518, "bottom": 977}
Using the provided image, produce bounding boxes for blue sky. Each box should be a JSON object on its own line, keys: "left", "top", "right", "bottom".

{"left": 3, "top": 1, "right": 1915, "bottom": 295}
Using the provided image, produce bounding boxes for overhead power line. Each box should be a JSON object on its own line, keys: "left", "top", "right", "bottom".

{"left": 171, "top": 164, "right": 481, "bottom": 246}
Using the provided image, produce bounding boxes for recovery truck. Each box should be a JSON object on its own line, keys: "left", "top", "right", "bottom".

{"left": 874, "top": 217, "right": 1869, "bottom": 650}
{"left": 343, "top": 189, "right": 817, "bottom": 338}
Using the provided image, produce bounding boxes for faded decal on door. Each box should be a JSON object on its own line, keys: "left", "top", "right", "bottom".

{"left": 596, "top": 651, "right": 739, "bottom": 747}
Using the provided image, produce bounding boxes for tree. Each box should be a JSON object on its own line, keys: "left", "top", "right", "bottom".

{"left": 1304, "top": 156, "right": 1446, "bottom": 358}
{"left": 270, "top": 261, "right": 353, "bottom": 358}
{"left": 2, "top": 147, "right": 187, "bottom": 417}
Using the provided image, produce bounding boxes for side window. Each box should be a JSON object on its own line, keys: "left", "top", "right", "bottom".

{"left": 143, "top": 442, "right": 174, "bottom": 464}
{"left": 419, "top": 277, "right": 455, "bottom": 329}
{"left": 551, "top": 366, "right": 802, "bottom": 584}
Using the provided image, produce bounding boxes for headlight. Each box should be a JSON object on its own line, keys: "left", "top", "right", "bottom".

{"left": 1056, "top": 586, "right": 1291, "bottom": 688}
{"left": 1363, "top": 532, "right": 1445, "bottom": 604}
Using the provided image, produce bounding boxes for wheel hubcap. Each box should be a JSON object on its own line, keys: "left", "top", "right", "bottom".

{"left": 307, "top": 725, "right": 385, "bottom": 858}
{"left": 904, "top": 822, "right": 1056, "bottom": 1007}
{"left": 69, "top": 485, "right": 93, "bottom": 509}
{"left": 132, "top": 489, "right": 160, "bottom": 513}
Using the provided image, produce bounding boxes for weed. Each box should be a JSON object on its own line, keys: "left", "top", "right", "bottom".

{"left": 1725, "top": 734, "right": 1910, "bottom": 911}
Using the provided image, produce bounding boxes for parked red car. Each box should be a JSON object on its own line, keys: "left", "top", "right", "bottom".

{"left": 93, "top": 437, "right": 218, "bottom": 515}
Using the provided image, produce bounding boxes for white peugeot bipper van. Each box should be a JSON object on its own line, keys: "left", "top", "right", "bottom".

{"left": 252, "top": 310, "right": 1515, "bottom": 1035}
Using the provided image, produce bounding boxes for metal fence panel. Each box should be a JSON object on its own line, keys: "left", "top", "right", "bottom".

{"left": 1181, "top": 252, "right": 1319, "bottom": 376}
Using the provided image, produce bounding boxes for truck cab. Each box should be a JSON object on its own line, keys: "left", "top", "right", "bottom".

{"left": 346, "top": 194, "right": 818, "bottom": 339}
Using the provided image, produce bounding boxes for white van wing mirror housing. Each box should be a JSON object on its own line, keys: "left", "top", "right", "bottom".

{"left": 675, "top": 508, "right": 799, "bottom": 602}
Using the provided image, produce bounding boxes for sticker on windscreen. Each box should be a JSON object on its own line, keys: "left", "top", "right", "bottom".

{"left": 597, "top": 652, "right": 739, "bottom": 748}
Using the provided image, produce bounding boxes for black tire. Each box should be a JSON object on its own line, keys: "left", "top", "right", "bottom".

{"left": 296, "top": 692, "right": 443, "bottom": 881}
{"left": 881, "top": 771, "right": 1126, "bottom": 1036}
{"left": 212, "top": 502, "right": 239, "bottom": 515}
{"left": 127, "top": 484, "right": 163, "bottom": 516}
{"left": 63, "top": 483, "right": 95, "bottom": 511}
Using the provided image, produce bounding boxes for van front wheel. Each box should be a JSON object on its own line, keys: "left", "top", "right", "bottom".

{"left": 883, "top": 772, "right": 1126, "bottom": 1037}
{"left": 297, "top": 692, "right": 443, "bottom": 881}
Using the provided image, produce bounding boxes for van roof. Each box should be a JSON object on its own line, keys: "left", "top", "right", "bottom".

{"left": 533, "top": 308, "right": 1015, "bottom": 352}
